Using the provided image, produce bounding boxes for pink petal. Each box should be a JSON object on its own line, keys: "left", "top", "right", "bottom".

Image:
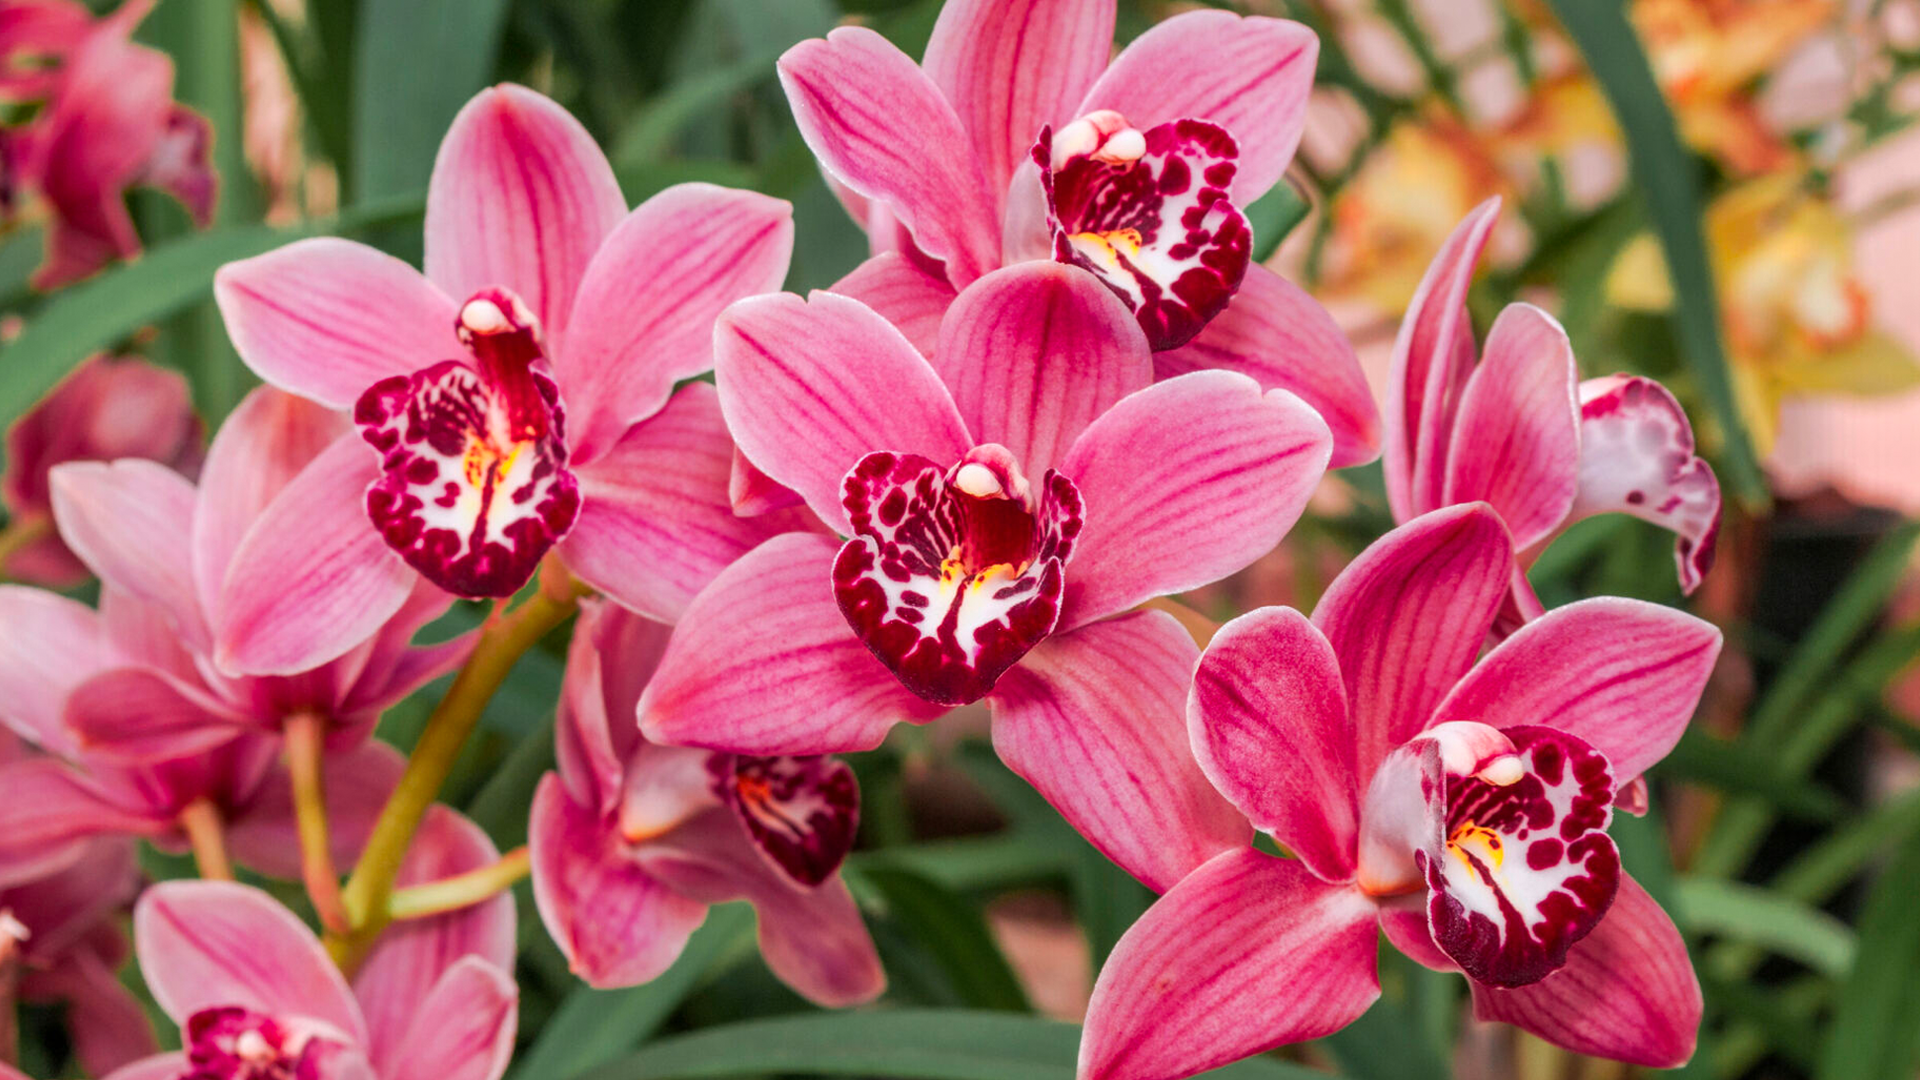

{"left": 1057, "top": 372, "right": 1330, "bottom": 628}
{"left": 1156, "top": 263, "right": 1381, "bottom": 468}
{"left": 336, "top": 583, "right": 470, "bottom": 717}
{"left": 564, "top": 383, "right": 808, "bottom": 624}
{"left": 376, "top": 957, "right": 518, "bottom": 1080}
{"left": 100, "top": 1054, "right": 193, "bottom": 1080}
{"left": 828, "top": 252, "right": 956, "bottom": 357}
{"left": 719, "top": 754, "right": 859, "bottom": 888}
{"left": 0, "top": 760, "right": 164, "bottom": 887}
{"left": 214, "top": 238, "right": 462, "bottom": 410}
{"left": 557, "top": 184, "right": 794, "bottom": 465}
{"left": 1385, "top": 197, "right": 1500, "bottom": 522}
{"left": 133, "top": 879, "right": 367, "bottom": 1043}
{"left": 990, "top": 609, "right": 1251, "bottom": 892}
{"left": 424, "top": 84, "right": 628, "bottom": 336}
{"left": 639, "top": 533, "right": 936, "bottom": 755}
{"left": 933, "top": 262, "right": 1153, "bottom": 478}
{"left": 1441, "top": 304, "right": 1581, "bottom": 551}
{"left": 1570, "top": 375, "right": 1722, "bottom": 594}
{"left": 728, "top": 447, "right": 807, "bottom": 518}
{"left": 922, "top": 0, "right": 1115, "bottom": 204}
{"left": 48, "top": 945, "right": 161, "bottom": 1077}
{"left": 0, "top": 584, "right": 105, "bottom": 756}
{"left": 65, "top": 666, "right": 252, "bottom": 761}
{"left": 1431, "top": 597, "right": 1722, "bottom": 783}
{"left": 714, "top": 290, "right": 972, "bottom": 534}
{"left": 1377, "top": 898, "right": 1456, "bottom": 972}
{"left": 1312, "top": 503, "right": 1512, "bottom": 782}
{"left": 1188, "top": 606, "right": 1357, "bottom": 883}
{"left": 1079, "top": 848, "right": 1379, "bottom": 1080}
{"left": 48, "top": 459, "right": 208, "bottom": 651}
{"left": 1076, "top": 11, "right": 1317, "bottom": 205}
{"left": 554, "top": 599, "right": 672, "bottom": 814}
{"left": 227, "top": 740, "right": 406, "bottom": 878}
{"left": 778, "top": 27, "right": 1001, "bottom": 289}
{"left": 1471, "top": 873, "right": 1700, "bottom": 1068}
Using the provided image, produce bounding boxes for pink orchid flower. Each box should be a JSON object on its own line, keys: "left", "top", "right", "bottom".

{"left": 3, "top": 353, "right": 201, "bottom": 587}
{"left": 1387, "top": 198, "right": 1722, "bottom": 618}
{"left": 780, "top": 0, "right": 1380, "bottom": 467}
{"left": 214, "top": 83, "right": 802, "bottom": 619}
{"left": 530, "top": 598, "right": 883, "bottom": 1003}
{"left": 102, "top": 807, "right": 516, "bottom": 1080}
{"left": 1079, "top": 504, "right": 1721, "bottom": 1080}
{"left": 640, "top": 262, "right": 1328, "bottom": 892}
{"left": 0, "top": 0, "right": 215, "bottom": 291}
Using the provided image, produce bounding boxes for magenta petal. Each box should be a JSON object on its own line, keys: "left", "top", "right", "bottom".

{"left": 1058, "top": 372, "right": 1331, "bottom": 628}
{"left": 1571, "top": 375, "right": 1722, "bottom": 594}
{"left": 1157, "top": 264, "right": 1381, "bottom": 469}
{"left": 1377, "top": 899, "right": 1457, "bottom": 972}
{"left": 214, "top": 238, "right": 463, "bottom": 409}
{"left": 1076, "top": 11, "right": 1317, "bottom": 205}
{"left": 0, "top": 760, "right": 165, "bottom": 887}
{"left": 0, "top": 585, "right": 104, "bottom": 756}
{"left": 829, "top": 252, "right": 958, "bottom": 358}
{"left": 1189, "top": 606, "right": 1357, "bottom": 882}
{"left": 48, "top": 945, "right": 161, "bottom": 1077}
{"left": 375, "top": 957, "right": 517, "bottom": 1080}
{"left": 720, "top": 755, "right": 860, "bottom": 888}
{"left": 714, "top": 290, "right": 972, "bottom": 534}
{"left": 65, "top": 666, "right": 251, "bottom": 761}
{"left": 558, "top": 184, "right": 794, "bottom": 465}
{"left": 779, "top": 27, "right": 1001, "bottom": 289}
{"left": 1079, "top": 848, "right": 1379, "bottom": 1080}
{"left": 48, "top": 459, "right": 208, "bottom": 651}
{"left": 933, "top": 262, "right": 1152, "bottom": 478}
{"left": 990, "top": 610, "right": 1251, "bottom": 892}
{"left": 554, "top": 600, "right": 672, "bottom": 814}
{"left": 1472, "top": 873, "right": 1700, "bottom": 1068}
{"left": 424, "top": 84, "right": 627, "bottom": 335}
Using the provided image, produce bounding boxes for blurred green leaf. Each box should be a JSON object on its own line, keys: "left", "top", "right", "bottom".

{"left": 1067, "top": 839, "right": 1153, "bottom": 970}
{"left": 611, "top": 53, "right": 782, "bottom": 170}
{"left": 1678, "top": 877, "right": 1855, "bottom": 979}
{"left": 1316, "top": 979, "right": 1448, "bottom": 1080}
{"left": 464, "top": 721, "right": 555, "bottom": 850}
{"left": 1658, "top": 731, "right": 1847, "bottom": 821}
{"left": 353, "top": 0, "right": 512, "bottom": 200}
{"left": 1245, "top": 179, "right": 1310, "bottom": 264}
{"left": 853, "top": 862, "right": 1032, "bottom": 1012}
{"left": 1816, "top": 828, "right": 1920, "bottom": 1080}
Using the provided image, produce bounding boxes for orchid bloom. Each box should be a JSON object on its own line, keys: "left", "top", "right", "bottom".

{"left": 531, "top": 598, "right": 882, "bottom": 1002}
{"left": 780, "top": 0, "right": 1380, "bottom": 467}
{"left": 102, "top": 808, "right": 516, "bottom": 1080}
{"left": 2, "top": 353, "right": 201, "bottom": 587}
{"left": 1388, "top": 198, "right": 1722, "bottom": 619}
{"left": 1078, "top": 505, "right": 1720, "bottom": 1080}
{"left": 215, "top": 83, "right": 802, "bottom": 620}
{"left": 641, "top": 262, "right": 1327, "bottom": 892}
{"left": 0, "top": 0, "right": 215, "bottom": 290}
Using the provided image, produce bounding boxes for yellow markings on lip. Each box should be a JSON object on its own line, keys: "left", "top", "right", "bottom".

{"left": 1071, "top": 228, "right": 1143, "bottom": 259}
{"left": 462, "top": 436, "right": 529, "bottom": 488}
{"left": 1447, "top": 820, "right": 1504, "bottom": 872}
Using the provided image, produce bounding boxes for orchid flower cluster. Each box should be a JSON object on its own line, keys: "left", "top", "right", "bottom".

{"left": 0, "top": 2, "right": 1732, "bottom": 1078}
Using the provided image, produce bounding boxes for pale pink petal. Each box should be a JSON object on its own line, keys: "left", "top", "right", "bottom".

{"left": 0, "top": 760, "right": 164, "bottom": 887}
{"left": 778, "top": 28, "right": 1001, "bottom": 289}
{"left": 933, "top": 262, "right": 1153, "bottom": 478}
{"left": 990, "top": 610, "right": 1251, "bottom": 891}
{"left": 1079, "top": 848, "right": 1379, "bottom": 1080}
{"left": 214, "top": 238, "right": 462, "bottom": 409}
{"left": 1076, "top": 11, "right": 1317, "bottom": 204}
{"left": 48, "top": 459, "right": 208, "bottom": 651}
{"left": 557, "top": 184, "right": 794, "bottom": 465}
{"left": 1312, "top": 504, "right": 1512, "bottom": 782}
{"left": 714, "top": 290, "right": 972, "bottom": 534}
{"left": 378, "top": 957, "right": 518, "bottom": 1080}
{"left": 1570, "top": 375, "right": 1721, "bottom": 594}
{"left": 133, "top": 879, "right": 367, "bottom": 1043}
{"left": 1441, "top": 304, "right": 1581, "bottom": 551}
{"left": 336, "top": 582, "right": 470, "bottom": 716}
{"left": 1472, "top": 873, "right": 1700, "bottom": 1068}
{"left": 1188, "top": 606, "right": 1357, "bottom": 882}
{"left": 1156, "top": 264, "right": 1381, "bottom": 469}
{"left": 828, "top": 252, "right": 956, "bottom": 357}
{"left": 0, "top": 585, "right": 104, "bottom": 756}
{"left": 1057, "top": 372, "right": 1330, "bottom": 628}
{"left": 100, "top": 1054, "right": 192, "bottom": 1080}
{"left": 424, "top": 84, "right": 628, "bottom": 335}
{"left": 638, "top": 533, "right": 936, "bottom": 755}
{"left": 65, "top": 666, "right": 253, "bottom": 761}
{"left": 227, "top": 740, "right": 405, "bottom": 878}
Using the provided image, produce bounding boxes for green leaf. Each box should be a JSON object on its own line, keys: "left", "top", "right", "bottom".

{"left": 610, "top": 53, "right": 782, "bottom": 170}
{"left": 852, "top": 863, "right": 1032, "bottom": 1012}
{"left": 1245, "top": 179, "right": 1311, "bottom": 264}
{"left": 1316, "top": 977, "right": 1449, "bottom": 1080}
{"left": 1816, "top": 828, "right": 1920, "bottom": 1080}
{"left": 352, "top": 0, "right": 512, "bottom": 200}
{"left": 1677, "top": 877, "right": 1855, "bottom": 979}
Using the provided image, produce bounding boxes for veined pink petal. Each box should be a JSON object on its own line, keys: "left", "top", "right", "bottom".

{"left": 564, "top": 384, "right": 807, "bottom": 624}
{"left": 554, "top": 600, "right": 671, "bottom": 814}
{"left": 1157, "top": 264, "right": 1381, "bottom": 469}
{"left": 1058, "top": 372, "right": 1330, "bottom": 629}
{"left": 0, "top": 585, "right": 104, "bottom": 756}
{"left": 558, "top": 184, "right": 794, "bottom": 465}
{"left": 1079, "top": 848, "right": 1379, "bottom": 1080}
{"left": 990, "top": 610, "right": 1252, "bottom": 892}
{"left": 779, "top": 27, "right": 1001, "bottom": 289}
{"left": 1385, "top": 197, "right": 1501, "bottom": 522}
{"left": 639, "top": 533, "right": 936, "bottom": 754}
{"left": 1472, "top": 873, "right": 1700, "bottom": 1067}
{"left": 1440, "top": 304, "right": 1581, "bottom": 551}
{"left": 227, "top": 740, "right": 405, "bottom": 878}
{"left": 1313, "top": 504, "right": 1512, "bottom": 782}
{"left": 1075, "top": 11, "right": 1316, "bottom": 205}
{"left": 376, "top": 957, "right": 518, "bottom": 1080}
{"left": 214, "top": 238, "right": 463, "bottom": 410}
{"left": 922, "top": 0, "right": 1115, "bottom": 206}
{"left": 1189, "top": 606, "right": 1357, "bottom": 883}
{"left": 48, "top": 459, "right": 209, "bottom": 652}
{"left": 728, "top": 447, "right": 806, "bottom": 518}
{"left": 0, "top": 760, "right": 165, "bottom": 887}
{"left": 424, "top": 84, "right": 627, "bottom": 335}
{"left": 1431, "top": 597, "right": 1722, "bottom": 783}
{"left": 714, "top": 291, "right": 972, "bottom": 535}
{"left": 134, "top": 879, "right": 368, "bottom": 1045}
{"left": 65, "top": 666, "right": 253, "bottom": 761}
{"left": 1571, "top": 375, "right": 1722, "bottom": 594}
{"left": 933, "top": 262, "right": 1153, "bottom": 478}
{"left": 829, "top": 252, "right": 958, "bottom": 358}
{"left": 336, "top": 582, "right": 470, "bottom": 717}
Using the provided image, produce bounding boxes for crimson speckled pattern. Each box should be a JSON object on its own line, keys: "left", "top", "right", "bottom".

{"left": 180, "top": 1005, "right": 350, "bottom": 1080}
{"left": 714, "top": 753, "right": 860, "bottom": 888}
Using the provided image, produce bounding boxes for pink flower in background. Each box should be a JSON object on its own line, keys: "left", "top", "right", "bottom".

{"left": 2, "top": 353, "right": 201, "bottom": 587}
{"left": 215, "top": 83, "right": 802, "bottom": 613}
{"left": 0, "top": 0, "right": 215, "bottom": 291}
{"left": 640, "top": 261, "right": 1329, "bottom": 892}
{"left": 782, "top": 0, "right": 1380, "bottom": 467}
{"left": 530, "top": 598, "right": 882, "bottom": 1002}
{"left": 1079, "top": 505, "right": 1721, "bottom": 1080}
{"left": 1387, "top": 198, "right": 1722, "bottom": 615}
